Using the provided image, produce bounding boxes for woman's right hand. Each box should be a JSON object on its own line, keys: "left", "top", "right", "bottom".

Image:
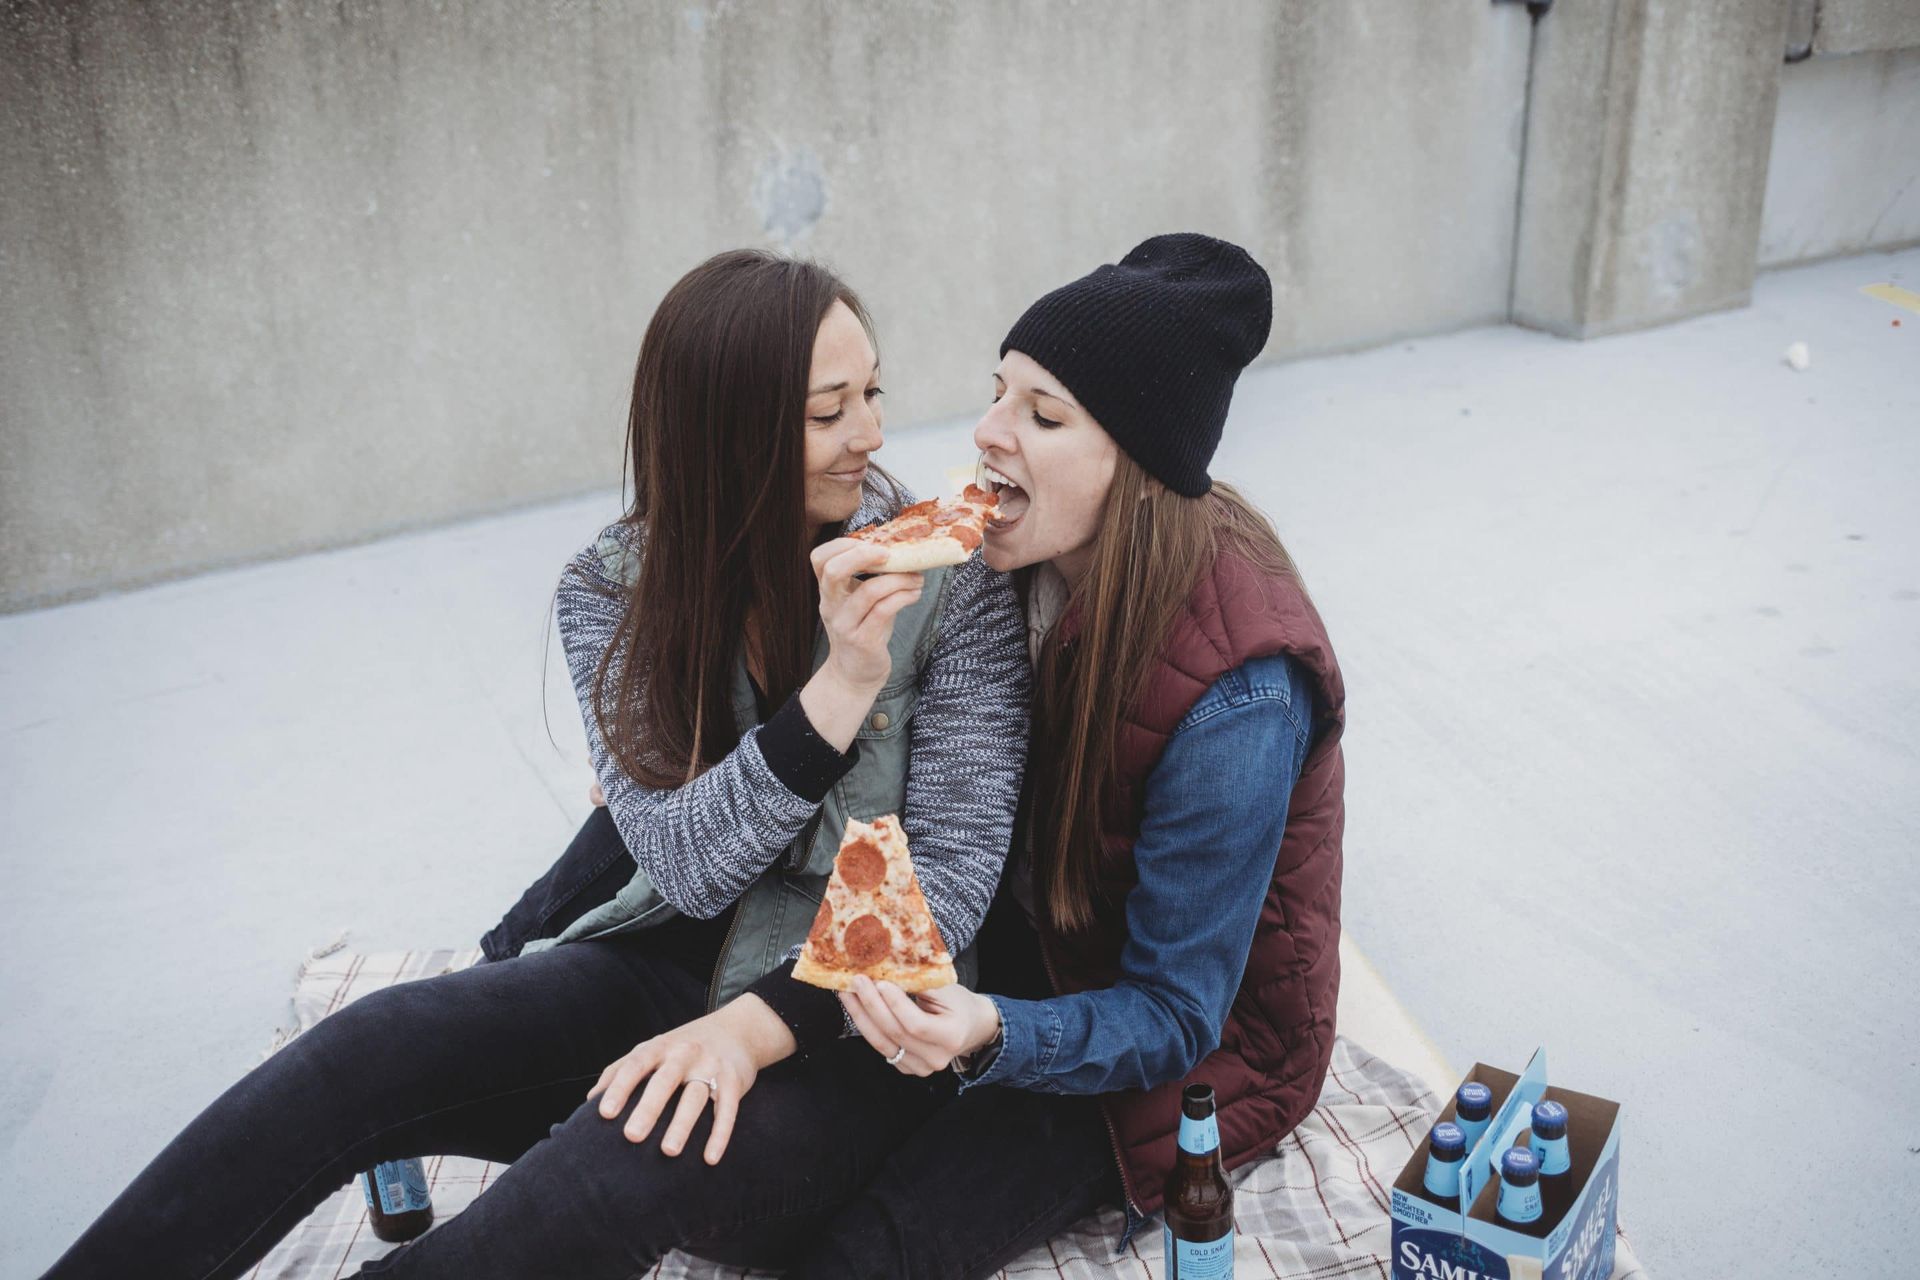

{"left": 799, "top": 539, "right": 923, "bottom": 749}
{"left": 811, "top": 538, "right": 924, "bottom": 691}
{"left": 586, "top": 993, "right": 796, "bottom": 1165}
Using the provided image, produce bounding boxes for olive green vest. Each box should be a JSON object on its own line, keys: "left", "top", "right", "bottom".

{"left": 537, "top": 536, "right": 975, "bottom": 1010}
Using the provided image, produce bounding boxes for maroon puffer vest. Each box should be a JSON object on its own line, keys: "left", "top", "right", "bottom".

{"left": 1038, "top": 549, "right": 1346, "bottom": 1217}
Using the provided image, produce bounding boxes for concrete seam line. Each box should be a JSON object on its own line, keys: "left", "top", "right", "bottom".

{"left": 1505, "top": 3, "right": 1547, "bottom": 320}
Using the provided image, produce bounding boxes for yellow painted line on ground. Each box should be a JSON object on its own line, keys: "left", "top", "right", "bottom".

{"left": 1861, "top": 283, "right": 1920, "bottom": 314}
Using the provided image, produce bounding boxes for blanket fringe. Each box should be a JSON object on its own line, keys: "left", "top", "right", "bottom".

{"left": 304, "top": 928, "right": 352, "bottom": 964}
{"left": 292, "top": 927, "right": 352, "bottom": 989}
{"left": 261, "top": 928, "right": 354, "bottom": 1061}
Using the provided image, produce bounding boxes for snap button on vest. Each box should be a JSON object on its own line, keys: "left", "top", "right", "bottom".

{"left": 870, "top": 711, "right": 890, "bottom": 731}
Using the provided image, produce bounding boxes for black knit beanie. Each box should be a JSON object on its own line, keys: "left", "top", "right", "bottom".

{"left": 1000, "top": 232, "right": 1273, "bottom": 498}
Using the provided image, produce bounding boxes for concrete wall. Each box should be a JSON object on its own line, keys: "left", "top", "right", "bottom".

{"left": 1812, "top": 0, "right": 1920, "bottom": 55}
{"left": 1759, "top": 48, "right": 1920, "bottom": 266}
{"left": 0, "top": 0, "right": 1532, "bottom": 611}
{"left": 1510, "top": 0, "right": 1792, "bottom": 338}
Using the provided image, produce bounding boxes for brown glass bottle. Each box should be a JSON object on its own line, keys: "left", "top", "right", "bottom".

{"left": 360, "top": 1158, "right": 434, "bottom": 1243}
{"left": 1162, "top": 1084, "right": 1235, "bottom": 1278}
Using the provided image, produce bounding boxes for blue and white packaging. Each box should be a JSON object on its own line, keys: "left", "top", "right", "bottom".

{"left": 1389, "top": 1048, "right": 1621, "bottom": 1280}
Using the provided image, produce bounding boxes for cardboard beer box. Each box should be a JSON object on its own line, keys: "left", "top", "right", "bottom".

{"left": 1389, "top": 1048, "right": 1621, "bottom": 1280}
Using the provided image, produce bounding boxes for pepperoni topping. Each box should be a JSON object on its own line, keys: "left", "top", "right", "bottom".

{"left": 949, "top": 525, "right": 982, "bottom": 551}
{"left": 889, "top": 518, "right": 934, "bottom": 542}
{"left": 837, "top": 838, "right": 887, "bottom": 892}
{"left": 850, "top": 493, "right": 993, "bottom": 546}
{"left": 805, "top": 939, "right": 841, "bottom": 969}
{"left": 806, "top": 903, "right": 838, "bottom": 950}
{"left": 844, "top": 914, "right": 893, "bottom": 966}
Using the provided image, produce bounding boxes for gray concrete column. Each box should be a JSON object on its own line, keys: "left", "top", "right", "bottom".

{"left": 1510, "top": 0, "right": 1793, "bottom": 337}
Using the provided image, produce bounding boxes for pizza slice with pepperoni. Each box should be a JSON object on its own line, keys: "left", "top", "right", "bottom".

{"left": 844, "top": 484, "right": 999, "bottom": 574}
{"left": 792, "top": 814, "right": 957, "bottom": 993}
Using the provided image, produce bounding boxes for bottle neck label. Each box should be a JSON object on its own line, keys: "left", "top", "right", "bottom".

{"left": 1178, "top": 1112, "right": 1220, "bottom": 1157}
{"left": 1164, "top": 1222, "right": 1235, "bottom": 1277}
{"left": 1531, "top": 1133, "right": 1572, "bottom": 1176}
{"left": 1498, "top": 1178, "right": 1543, "bottom": 1225}
{"left": 1422, "top": 1152, "right": 1462, "bottom": 1201}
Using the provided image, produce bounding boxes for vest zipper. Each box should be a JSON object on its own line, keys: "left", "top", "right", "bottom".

{"left": 705, "top": 903, "right": 748, "bottom": 1014}
{"left": 787, "top": 808, "right": 827, "bottom": 873}
{"left": 1036, "top": 916, "right": 1142, "bottom": 1219}
{"left": 710, "top": 811, "right": 824, "bottom": 1012}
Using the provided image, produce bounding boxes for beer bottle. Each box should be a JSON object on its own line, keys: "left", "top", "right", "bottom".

{"left": 1453, "top": 1081, "right": 1493, "bottom": 1149}
{"left": 1421, "top": 1120, "right": 1466, "bottom": 1202}
{"left": 1528, "top": 1100, "right": 1573, "bottom": 1218}
{"left": 1495, "top": 1147, "right": 1543, "bottom": 1226}
{"left": 360, "top": 1158, "right": 434, "bottom": 1243}
{"left": 1528, "top": 1101, "right": 1571, "bottom": 1177}
{"left": 1162, "top": 1084, "right": 1235, "bottom": 1278}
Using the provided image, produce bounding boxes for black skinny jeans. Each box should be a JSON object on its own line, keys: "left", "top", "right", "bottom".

{"left": 44, "top": 810, "right": 1120, "bottom": 1280}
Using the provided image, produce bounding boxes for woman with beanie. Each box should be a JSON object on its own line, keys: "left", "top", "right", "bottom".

{"left": 800, "top": 233, "right": 1347, "bottom": 1277}
{"left": 40, "top": 250, "right": 1030, "bottom": 1279}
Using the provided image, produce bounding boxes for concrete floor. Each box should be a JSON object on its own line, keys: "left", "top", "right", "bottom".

{"left": 3, "top": 248, "right": 1916, "bottom": 1278}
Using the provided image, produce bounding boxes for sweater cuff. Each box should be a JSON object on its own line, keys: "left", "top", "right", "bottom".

{"left": 755, "top": 693, "right": 860, "bottom": 804}
{"left": 745, "top": 960, "right": 849, "bottom": 1057}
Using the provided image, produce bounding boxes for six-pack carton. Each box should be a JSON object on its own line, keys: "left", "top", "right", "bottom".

{"left": 1389, "top": 1048, "right": 1621, "bottom": 1280}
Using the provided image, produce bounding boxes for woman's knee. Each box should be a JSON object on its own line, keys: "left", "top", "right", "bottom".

{"left": 517, "top": 1095, "right": 843, "bottom": 1256}
{"left": 496, "top": 1100, "right": 733, "bottom": 1260}
{"left": 269, "top": 975, "right": 482, "bottom": 1107}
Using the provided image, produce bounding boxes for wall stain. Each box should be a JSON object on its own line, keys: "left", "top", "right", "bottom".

{"left": 752, "top": 144, "right": 826, "bottom": 244}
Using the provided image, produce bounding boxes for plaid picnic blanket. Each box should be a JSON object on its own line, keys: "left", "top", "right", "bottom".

{"left": 253, "top": 946, "right": 1648, "bottom": 1280}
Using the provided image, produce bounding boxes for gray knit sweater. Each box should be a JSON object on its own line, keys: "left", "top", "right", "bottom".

{"left": 555, "top": 484, "right": 1030, "bottom": 964}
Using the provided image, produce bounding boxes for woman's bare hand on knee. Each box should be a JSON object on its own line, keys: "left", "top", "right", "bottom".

{"left": 585, "top": 994, "right": 797, "bottom": 1165}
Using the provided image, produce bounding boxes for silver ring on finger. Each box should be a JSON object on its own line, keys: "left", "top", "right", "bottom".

{"left": 689, "top": 1076, "right": 718, "bottom": 1093}
{"left": 887, "top": 1046, "right": 907, "bottom": 1067}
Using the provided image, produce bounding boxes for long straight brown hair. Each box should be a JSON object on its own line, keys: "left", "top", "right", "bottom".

{"left": 589, "top": 250, "right": 885, "bottom": 789}
{"left": 1030, "top": 456, "right": 1305, "bottom": 932}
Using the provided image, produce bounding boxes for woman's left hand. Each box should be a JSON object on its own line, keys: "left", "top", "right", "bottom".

{"left": 839, "top": 976, "right": 1000, "bottom": 1076}
{"left": 586, "top": 994, "right": 796, "bottom": 1164}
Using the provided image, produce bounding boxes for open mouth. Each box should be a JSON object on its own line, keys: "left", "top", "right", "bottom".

{"left": 979, "top": 462, "right": 1032, "bottom": 525}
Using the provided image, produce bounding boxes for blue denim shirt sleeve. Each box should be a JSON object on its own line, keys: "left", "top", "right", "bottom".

{"left": 960, "top": 652, "right": 1316, "bottom": 1095}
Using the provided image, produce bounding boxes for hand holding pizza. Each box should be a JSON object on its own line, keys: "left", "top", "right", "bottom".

{"left": 796, "top": 489, "right": 995, "bottom": 749}
{"left": 809, "top": 537, "right": 925, "bottom": 695}
{"left": 839, "top": 976, "right": 1002, "bottom": 1078}
{"left": 796, "top": 815, "right": 983, "bottom": 1073}
{"left": 795, "top": 540, "right": 924, "bottom": 763}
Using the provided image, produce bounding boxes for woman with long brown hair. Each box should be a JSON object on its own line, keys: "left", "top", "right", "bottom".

{"left": 41, "top": 250, "right": 1029, "bottom": 1279}
{"left": 814, "top": 233, "right": 1347, "bottom": 1277}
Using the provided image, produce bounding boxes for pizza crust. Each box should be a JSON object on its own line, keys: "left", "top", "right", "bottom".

{"left": 792, "top": 950, "right": 957, "bottom": 994}
{"left": 864, "top": 535, "right": 973, "bottom": 574}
